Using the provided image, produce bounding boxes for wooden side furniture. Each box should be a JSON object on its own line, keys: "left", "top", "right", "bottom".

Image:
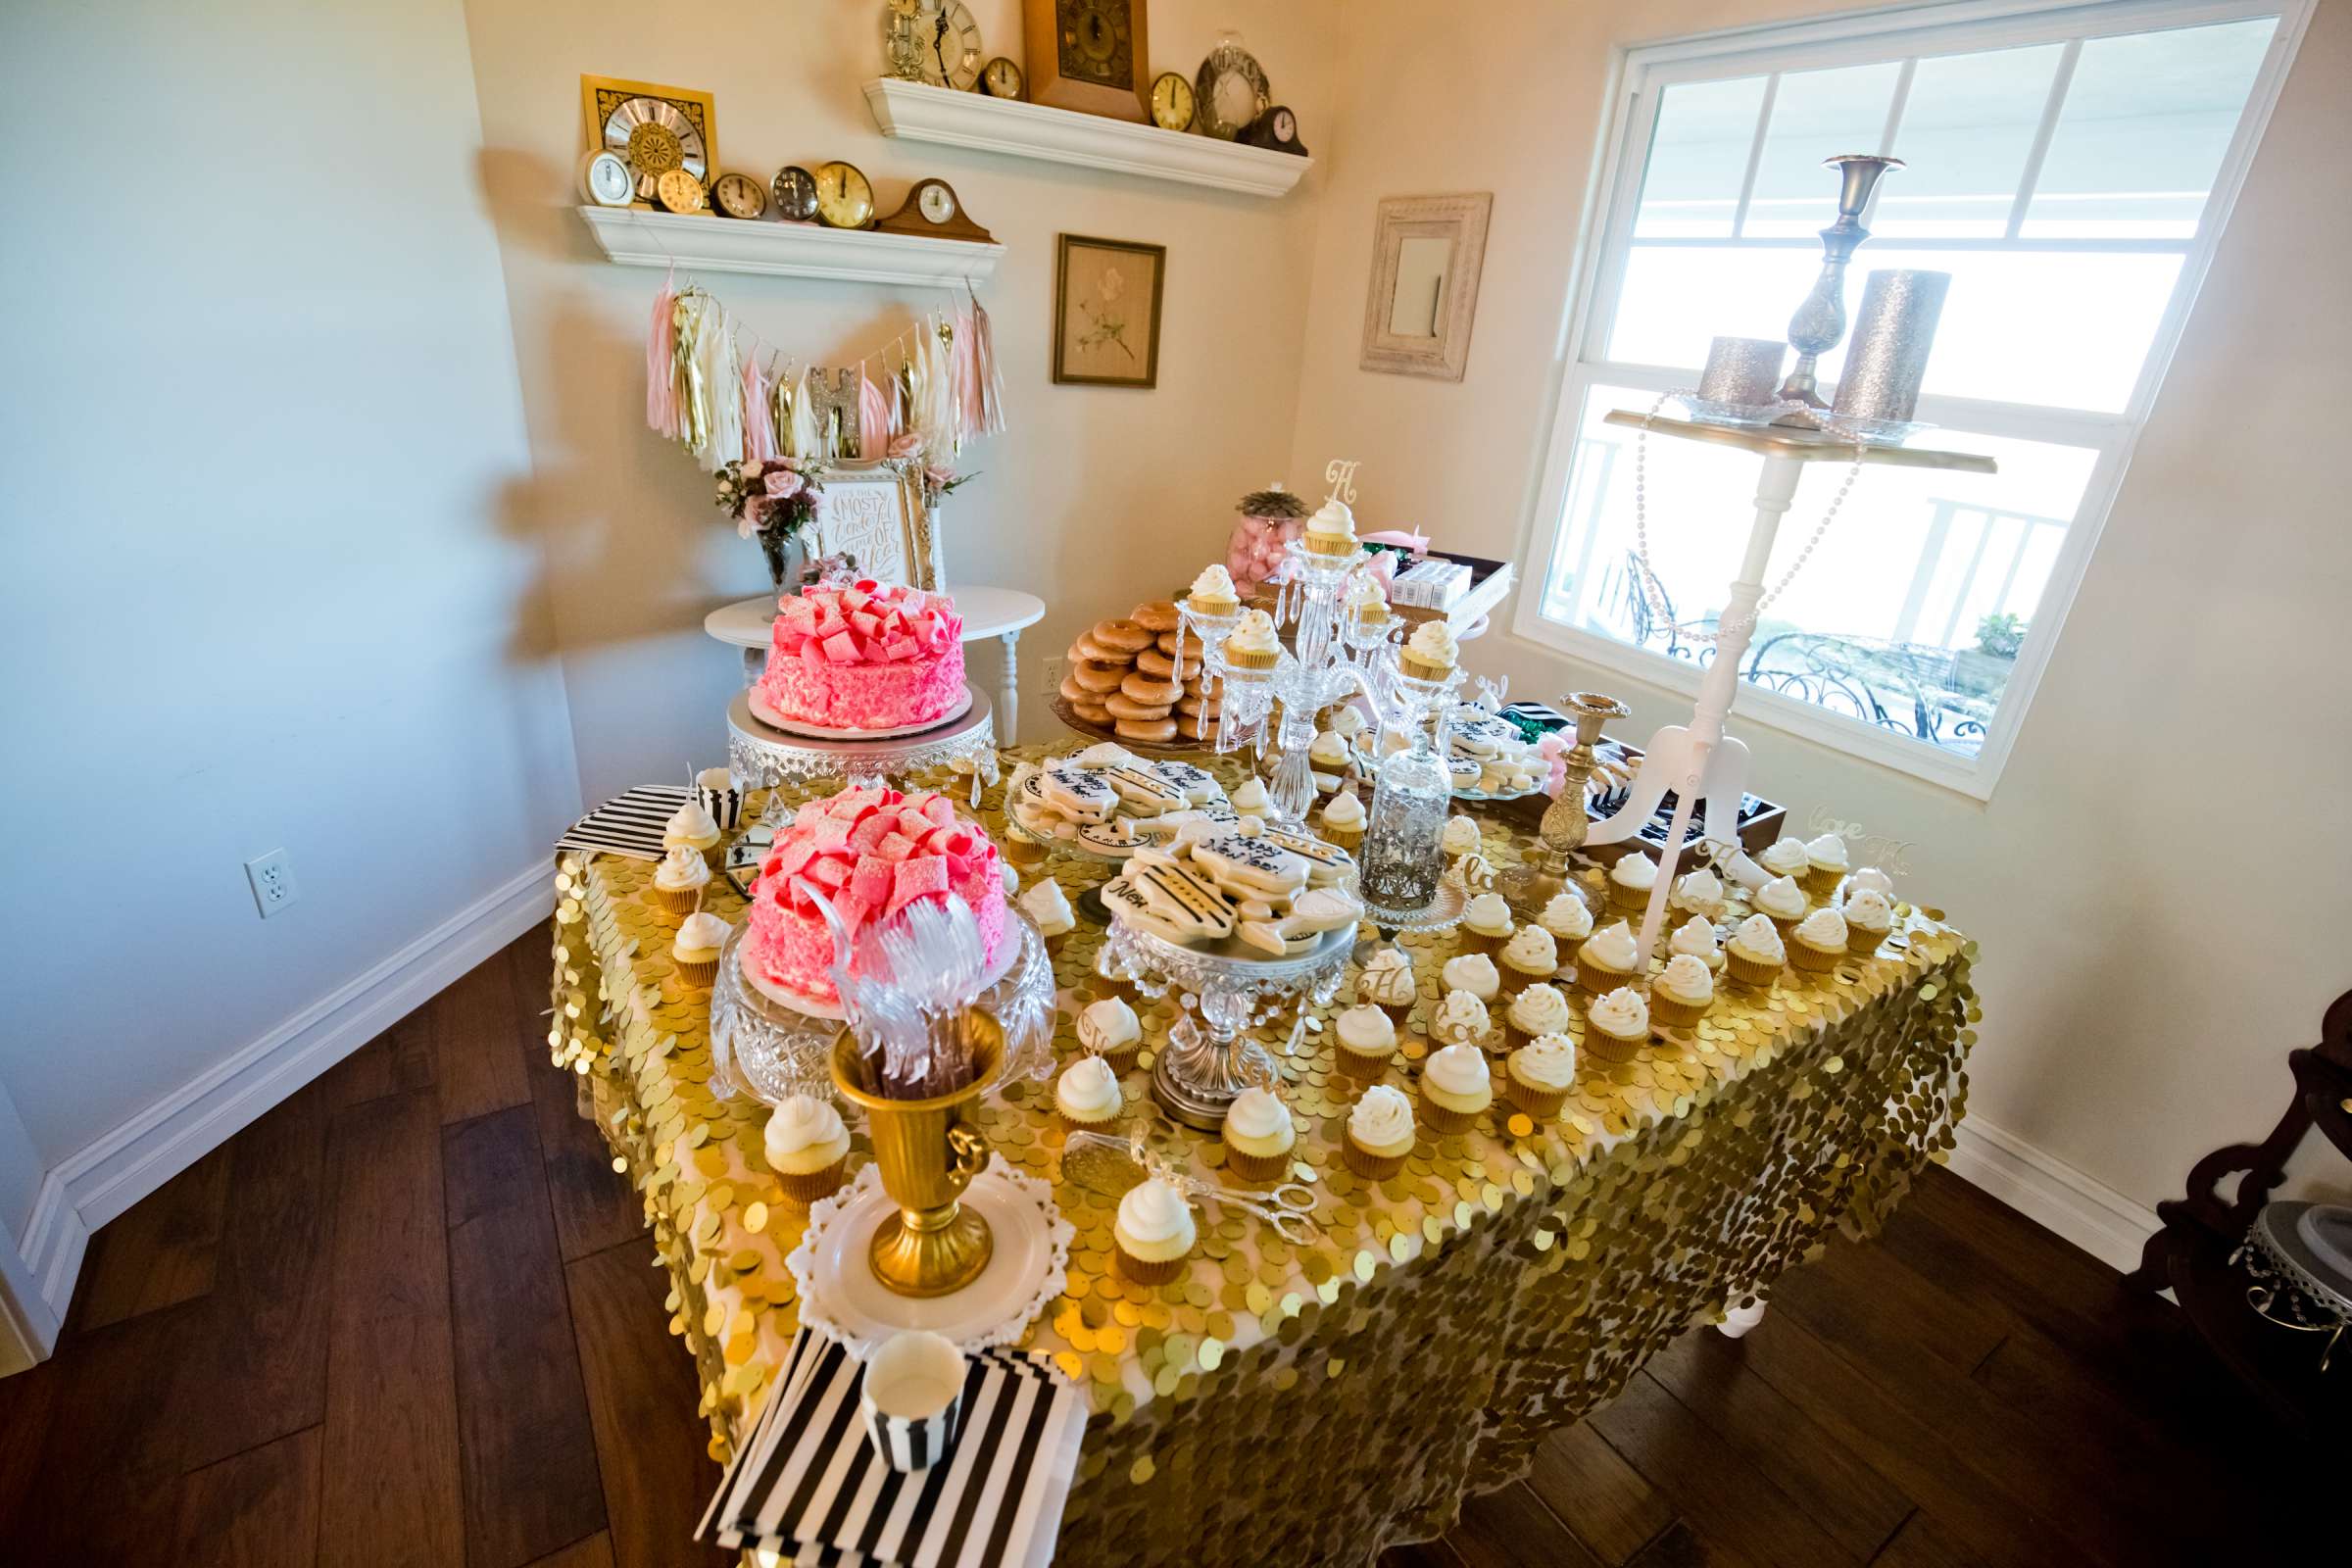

{"left": 2126, "top": 985, "right": 2352, "bottom": 1431}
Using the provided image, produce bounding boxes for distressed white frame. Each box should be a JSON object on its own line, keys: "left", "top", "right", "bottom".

{"left": 1512, "top": 0, "right": 2314, "bottom": 800}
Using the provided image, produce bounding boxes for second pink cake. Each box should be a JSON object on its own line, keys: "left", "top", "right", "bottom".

{"left": 755, "top": 580, "right": 966, "bottom": 732}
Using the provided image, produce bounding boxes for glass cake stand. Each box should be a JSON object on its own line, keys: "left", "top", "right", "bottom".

{"left": 725, "top": 684, "right": 1000, "bottom": 806}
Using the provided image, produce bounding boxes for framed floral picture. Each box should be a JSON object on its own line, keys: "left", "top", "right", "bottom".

{"left": 1053, "top": 234, "right": 1164, "bottom": 388}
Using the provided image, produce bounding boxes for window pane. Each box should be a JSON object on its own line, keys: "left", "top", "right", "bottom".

{"left": 1875, "top": 43, "right": 2066, "bottom": 238}
{"left": 1742, "top": 61, "right": 1901, "bottom": 237}
{"left": 1541, "top": 383, "right": 2098, "bottom": 757}
{"left": 1636, "top": 76, "right": 1768, "bottom": 239}
{"left": 2023, "top": 19, "right": 2278, "bottom": 237}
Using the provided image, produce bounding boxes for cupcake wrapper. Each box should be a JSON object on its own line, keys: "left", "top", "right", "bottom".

{"left": 1502, "top": 1020, "right": 1540, "bottom": 1055}
{"left": 1504, "top": 1077, "right": 1568, "bottom": 1118}
{"left": 1342, "top": 1141, "right": 1409, "bottom": 1181}
{"left": 1059, "top": 1107, "right": 1121, "bottom": 1136}
{"left": 648, "top": 883, "right": 704, "bottom": 914}
{"left": 1765, "top": 913, "right": 1805, "bottom": 944}
{"left": 1004, "top": 836, "right": 1049, "bottom": 865}
{"left": 1372, "top": 1000, "right": 1416, "bottom": 1027}
{"left": 1649, "top": 990, "right": 1710, "bottom": 1028}
{"left": 1584, "top": 1027, "right": 1645, "bottom": 1065}
{"left": 1723, "top": 950, "right": 1783, "bottom": 989}
{"left": 673, "top": 956, "right": 718, "bottom": 987}
{"left": 775, "top": 1158, "right": 848, "bottom": 1205}
{"left": 1800, "top": 866, "right": 1845, "bottom": 899}
{"left": 1398, "top": 653, "right": 1451, "bottom": 681}
{"left": 1223, "top": 1146, "right": 1293, "bottom": 1184}
{"left": 1574, "top": 961, "right": 1632, "bottom": 997}
{"left": 1418, "top": 1097, "right": 1480, "bottom": 1136}
{"left": 1322, "top": 828, "right": 1364, "bottom": 852}
{"left": 1844, "top": 927, "right": 1887, "bottom": 956}
{"left": 1114, "top": 1247, "right": 1186, "bottom": 1285}
{"left": 1790, "top": 939, "right": 1842, "bottom": 974}
{"left": 1464, "top": 929, "right": 1510, "bottom": 960}
{"left": 1335, "top": 1048, "right": 1394, "bottom": 1083}
{"left": 1608, "top": 886, "right": 1653, "bottom": 913}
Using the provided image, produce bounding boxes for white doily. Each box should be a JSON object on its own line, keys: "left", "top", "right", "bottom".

{"left": 784, "top": 1153, "right": 1073, "bottom": 1356}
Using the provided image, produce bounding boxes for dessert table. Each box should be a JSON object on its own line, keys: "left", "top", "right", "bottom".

{"left": 706, "top": 585, "right": 1047, "bottom": 737}
{"left": 545, "top": 749, "right": 1977, "bottom": 1565}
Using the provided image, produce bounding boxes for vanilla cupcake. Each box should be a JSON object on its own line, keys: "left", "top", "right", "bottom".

{"left": 1669, "top": 868, "right": 1725, "bottom": 920}
{"left": 1606, "top": 852, "right": 1659, "bottom": 912}
{"left": 664, "top": 799, "right": 723, "bottom": 869}
{"left": 1789, "top": 906, "right": 1847, "bottom": 974}
{"left": 1495, "top": 926, "right": 1559, "bottom": 1004}
{"left": 1841, "top": 887, "right": 1894, "bottom": 955}
{"left": 670, "top": 910, "right": 728, "bottom": 986}
{"left": 1505, "top": 1032, "right": 1578, "bottom": 1117}
{"left": 1333, "top": 1004, "right": 1398, "bottom": 1083}
{"left": 1440, "top": 953, "right": 1500, "bottom": 1004}
{"left": 1574, "top": 919, "right": 1642, "bottom": 997}
{"left": 1185, "top": 563, "right": 1241, "bottom": 619}
{"left": 1355, "top": 948, "right": 1419, "bottom": 1024}
{"left": 647, "top": 845, "right": 711, "bottom": 914}
{"left": 1460, "top": 893, "right": 1515, "bottom": 958}
{"left": 1343, "top": 1084, "right": 1416, "bottom": 1180}
{"left": 1504, "top": 982, "right": 1574, "bottom": 1053}
{"left": 1724, "top": 914, "right": 1787, "bottom": 989}
{"left": 1847, "top": 865, "right": 1895, "bottom": 899}
{"left": 1231, "top": 776, "right": 1272, "bottom": 817}
{"left": 1220, "top": 609, "right": 1281, "bottom": 676}
{"left": 1303, "top": 494, "right": 1359, "bottom": 558}
{"left": 1440, "top": 814, "right": 1484, "bottom": 859}
{"left": 1222, "top": 1086, "right": 1297, "bottom": 1182}
{"left": 1537, "top": 892, "right": 1593, "bottom": 956}
{"left": 1418, "top": 1042, "right": 1492, "bottom": 1134}
{"left": 1585, "top": 987, "right": 1651, "bottom": 1064}
{"left": 1649, "top": 954, "right": 1716, "bottom": 1028}
{"left": 1055, "top": 1054, "right": 1123, "bottom": 1134}
{"left": 1020, "top": 877, "right": 1075, "bottom": 955}
{"left": 1112, "top": 1176, "right": 1196, "bottom": 1284}
{"left": 1753, "top": 875, "right": 1809, "bottom": 940}
{"left": 1801, "top": 832, "right": 1850, "bottom": 898}
{"left": 1319, "top": 788, "right": 1366, "bottom": 852}
{"left": 764, "top": 1095, "right": 851, "bottom": 1204}
{"left": 1667, "top": 916, "right": 1724, "bottom": 973}
{"left": 1757, "top": 836, "right": 1811, "bottom": 881}
{"left": 1399, "top": 619, "right": 1457, "bottom": 681}
{"left": 1078, "top": 996, "right": 1143, "bottom": 1071}
{"left": 1431, "top": 990, "right": 1492, "bottom": 1052}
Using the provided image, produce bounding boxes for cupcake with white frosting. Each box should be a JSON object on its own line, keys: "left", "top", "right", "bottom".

{"left": 1801, "top": 832, "right": 1851, "bottom": 899}
{"left": 1342, "top": 1084, "right": 1416, "bottom": 1180}
{"left": 1538, "top": 892, "right": 1593, "bottom": 954}
{"left": 1669, "top": 868, "right": 1725, "bottom": 920}
{"left": 1840, "top": 887, "right": 1894, "bottom": 955}
{"left": 1753, "top": 875, "right": 1809, "bottom": 941}
{"left": 1332, "top": 1004, "right": 1398, "bottom": 1083}
{"left": 1078, "top": 996, "right": 1143, "bottom": 1071}
{"left": 1585, "top": 987, "right": 1651, "bottom": 1064}
{"left": 1667, "top": 916, "right": 1724, "bottom": 973}
{"left": 1185, "top": 563, "right": 1240, "bottom": 619}
{"left": 1504, "top": 982, "right": 1574, "bottom": 1054}
{"left": 1847, "top": 866, "right": 1895, "bottom": 899}
{"left": 1496, "top": 925, "right": 1559, "bottom": 1004}
{"left": 1789, "top": 906, "right": 1847, "bottom": 973}
{"left": 1431, "top": 990, "right": 1492, "bottom": 1053}
{"left": 1649, "top": 954, "right": 1715, "bottom": 1028}
{"left": 1112, "top": 1176, "right": 1196, "bottom": 1284}
{"left": 1398, "top": 619, "right": 1456, "bottom": 681}
{"left": 764, "top": 1095, "right": 851, "bottom": 1203}
{"left": 664, "top": 799, "right": 723, "bottom": 869}
{"left": 1054, "top": 1054, "right": 1123, "bottom": 1134}
{"left": 1355, "top": 948, "right": 1419, "bottom": 1024}
{"left": 1222, "top": 1086, "right": 1297, "bottom": 1182}
{"left": 1220, "top": 609, "right": 1282, "bottom": 676}
{"left": 1440, "top": 814, "right": 1484, "bottom": 860}
{"left": 1607, "top": 851, "right": 1659, "bottom": 913}
{"left": 670, "top": 910, "right": 729, "bottom": 986}
{"left": 1418, "top": 1042, "right": 1492, "bottom": 1134}
{"left": 647, "top": 845, "right": 712, "bottom": 914}
{"left": 1231, "top": 776, "right": 1272, "bottom": 817}
{"left": 1724, "top": 914, "right": 1786, "bottom": 989}
{"left": 1574, "top": 919, "right": 1642, "bottom": 997}
{"left": 1460, "top": 892, "right": 1515, "bottom": 958}
{"left": 1319, "top": 788, "right": 1366, "bottom": 852}
{"left": 1757, "top": 836, "right": 1811, "bottom": 881}
{"left": 1505, "top": 1032, "right": 1578, "bottom": 1117}
{"left": 1439, "top": 952, "right": 1499, "bottom": 1004}
{"left": 1020, "top": 877, "right": 1075, "bottom": 955}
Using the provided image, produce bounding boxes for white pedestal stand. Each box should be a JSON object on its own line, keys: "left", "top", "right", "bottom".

{"left": 1583, "top": 413, "right": 1995, "bottom": 969}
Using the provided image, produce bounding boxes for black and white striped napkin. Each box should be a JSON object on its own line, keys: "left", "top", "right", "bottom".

{"left": 698, "top": 1329, "right": 1087, "bottom": 1568}
{"left": 554, "top": 785, "right": 692, "bottom": 862}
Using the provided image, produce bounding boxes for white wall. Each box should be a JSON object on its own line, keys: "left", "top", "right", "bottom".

{"left": 0, "top": 0, "right": 576, "bottom": 1181}
{"left": 1287, "top": 0, "right": 2352, "bottom": 1240}
{"left": 458, "top": 0, "right": 1340, "bottom": 793}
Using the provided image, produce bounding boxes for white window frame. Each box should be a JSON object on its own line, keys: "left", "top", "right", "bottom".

{"left": 1511, "top": 0, "right": 2314, "bottom": 801}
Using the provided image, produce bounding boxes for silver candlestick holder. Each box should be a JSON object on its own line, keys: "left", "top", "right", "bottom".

{"left": 1775, "top": 154, "right": 1904, "bottom": 417}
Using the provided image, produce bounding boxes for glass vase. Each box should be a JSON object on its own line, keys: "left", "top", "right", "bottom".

{"left": 1359, "top": 736, "right": 1449, "bottom": 915}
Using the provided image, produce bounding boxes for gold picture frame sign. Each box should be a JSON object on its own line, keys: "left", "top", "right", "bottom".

{"left": 579, "top": 74, "right": 717, "bottom": 200}
{"left": 808, "top": 460, "right": 943, "bottom": 592}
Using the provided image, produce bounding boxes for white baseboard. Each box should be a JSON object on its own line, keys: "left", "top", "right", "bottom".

{"left": 1946, "top": 1115, "right": 2159, "bottom": 1274}
{"left": 8, "top": 862, "right": 554, "bottom": 1357}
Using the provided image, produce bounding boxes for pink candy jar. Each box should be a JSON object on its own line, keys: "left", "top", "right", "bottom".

{"left": 1225, "top": 485, "right": 1312, "bottom": 598}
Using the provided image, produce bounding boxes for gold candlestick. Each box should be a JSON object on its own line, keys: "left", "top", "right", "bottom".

{"left": 830, "top": 1020, "right": 1002, "bottom": 1298}
{"left": 1500, "top": 692, "right": 1629, "bottom": 909}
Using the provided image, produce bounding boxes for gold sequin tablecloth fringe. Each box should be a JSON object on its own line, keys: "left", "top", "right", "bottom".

{"left": 544, "top": 749, "right": 1977, "bottom": 1566}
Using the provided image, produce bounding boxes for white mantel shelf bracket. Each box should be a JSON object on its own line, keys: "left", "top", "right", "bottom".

{"left": 575, "top": 205, "right": 1004, "bottom": 287}
{"left": 862, "top": 78, "right": 1312, "bottom": 199}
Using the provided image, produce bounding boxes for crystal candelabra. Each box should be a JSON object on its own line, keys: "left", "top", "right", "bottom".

{"left": 1497, "top": 691, "right": 1629, "bottom": 909}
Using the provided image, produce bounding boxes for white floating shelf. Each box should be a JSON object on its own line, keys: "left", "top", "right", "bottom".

{"left": 575, "top": 205, "right": 1003, "bottom": 286}
{"left": 863, "top": 78, "right": 1311, "bottom": 199}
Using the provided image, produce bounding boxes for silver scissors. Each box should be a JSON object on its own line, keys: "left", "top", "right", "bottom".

{"left": 1061, "top": 1130, "right": 1322, "bottom": 1246}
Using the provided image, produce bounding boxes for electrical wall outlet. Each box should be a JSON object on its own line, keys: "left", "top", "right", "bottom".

{"left": 245, "top": 849, "right": 298, "bottom": 918}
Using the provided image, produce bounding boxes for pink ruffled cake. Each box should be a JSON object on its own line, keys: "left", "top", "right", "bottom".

{"left": 755, "top": 580, "right": 966, "bottom": 732}
{"left": 740, "top": 784, "right": 1007, "bottom": 1010}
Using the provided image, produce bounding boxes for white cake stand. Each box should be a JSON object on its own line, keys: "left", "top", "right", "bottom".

{"left": 725, "top": 683, "right": 999, "bottom": 804}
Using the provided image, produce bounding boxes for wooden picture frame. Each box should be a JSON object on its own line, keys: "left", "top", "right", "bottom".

{"left": 1022, "top": 0, "right": 1150, "bottom": 122}
{"left": 1053, "top": 234, "right": 1164, "bottom": 389}
{"left": 1360, "top": 193, "right": 1493, "bottom": 382}
{"left": 808, "top": 460, "right": 943, "bottom": 590}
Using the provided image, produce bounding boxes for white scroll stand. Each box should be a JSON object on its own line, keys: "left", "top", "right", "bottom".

{"left": 1584, "top": 412, "right": 1995, "bottom": 970}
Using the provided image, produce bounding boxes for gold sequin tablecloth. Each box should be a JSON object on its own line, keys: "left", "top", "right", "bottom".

{"left": 545, "top": 750, "right": 1977, "bottom": 1566}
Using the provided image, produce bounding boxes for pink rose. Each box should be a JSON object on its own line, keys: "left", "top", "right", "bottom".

{"left": 889, "top": 433, "right": 924, "bottom": 460}
{"left": 925, "top": 464, "right": 956, "bottom": 490}
{"left": 763, "top": 469, "right": 805, "bottom": 500}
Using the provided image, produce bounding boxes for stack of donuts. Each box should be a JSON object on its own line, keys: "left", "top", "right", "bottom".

{"left": 1060, "top": 600, "right": 1218, "bottom": 744}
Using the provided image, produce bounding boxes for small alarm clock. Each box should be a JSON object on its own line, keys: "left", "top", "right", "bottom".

{"left": 654, "top": 168, "right": 708, "bottom": 214}
{"left": 578, "top": 148, "right": 635, "bottom": 207}
{"left": 711, "top": 172, "right": 767, "bottom": 220}
{"left": 1238, "top": 105, "right": 1306, "bottom": 157}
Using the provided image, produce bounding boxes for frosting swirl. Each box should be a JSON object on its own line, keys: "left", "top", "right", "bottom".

{"left": 1348, "top": 1084, "right": 1415, "bottom": 1150}
{"left": 1507, "top": 983, "right": 1573, "bottom": 1036}
{"left": 1440, "top": 815, "right": 1483, "bottom": 856}
{"left": 666, "top": 801, "right": 719, "bottom": 841}
{"left": 1079, "top": 997, "right": 1140, "bottom": 1054}
{"left": 1847, "top": 866, "right": 1894, "bottom": 898}
{"left": 1434, "top": 990, "right": 1491, "bottom": 1042}
{"left": 1728, "top": 913, "right": 1785, "bottom": 962}
{"left": 1671, "top": 869, "right": 1723, "bottom": 911}
{"left": 1440, "top": 954, "right": 1499, "bottom": 1000}
{"left": 1335, "top": 1004, "right": 1396, "bottom": 1054}
{"left": 1226, "top": 1086, "right": 1292, "bottom": 1143}
{"left": 1588, "top": 987, "right": 1649, "bottom": 1037}
{"left": 1019, "top": 878, "right": 1075, "bottom": 936}
{"left": 1794, "top": 906, "right": 1848, "bottom": 947}
{"left": 1424, "top": 1042, "right": 1491, "bottom": 1097}
{"left": 1759, "top": 837, "right": 1810, "bottom": 875}
{"left": 1357, "top": 949, "right": 1417, "bottom": 1006}
{"left": 1464, "top": 893, "right": 1512, "bottom": 933}
{"left": 1321, "top": 791, "right": 1366, "bottom": 830}
{"left": 1511, "top": 1034, "right": 1578, "bottom": 1090}
{"left": 1755, "top": 875, "right": 1807, "bottom": 919}
{"left": 1309, "top": 731, "right": 1352, "bottom": 767}
{"left": 1188, "top": 564, "right": 1238, "bottom": 603}
{"left": 1581, "top": 920, "right": 1639, "bottom": 971}
{"left": 1115, "top": 1177, "right": 1195, "bottom": 1248}
{"left": 1842, "top": 887, "right": 1894, "bottom": 931}
{"left": 674, "top": 911, "right": 729, "bottom": 956}
{"left": 764, "top": 1095, "right": 848, "bottom": 1166}
{"left": 653, "top": 846, "right": 711, "bottom": 891}
{"left": 1500, "top": 925, "right": 1558, "bottom": 973}
{"left": 1232, "top": 777, "right": 1271, "bottom": 812}
{"left": 1404, "top": 620, "right": 1456, "bottom": 670}
{"left": 1668, "top": 917, "right": 1721, "bottom": 963}
{"left": 1224, "top": 609, "right": 1280, "bottom": 660}
{"left": 1538, "top": 893, "right": 1593, "bottom": 943}
{"left": 1609, "top": 854, "right": 1657, "bottom": 891}
{"left": 1804, "top": 832, "right": 1850, "bottom": 871}
{"left": 1656, "top": 955, "right": 1714, "bottom": 1004}
{"left": 1056, "top": 1055, "right": 1121, "bottom": 1120}
{"left": 1306, "top": 496, "right": 1357, "bottom": 545}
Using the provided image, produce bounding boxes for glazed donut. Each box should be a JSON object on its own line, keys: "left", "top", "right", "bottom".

{"left": 1120, "top": 672, "right": 1180, "bottom": 705}
{"left": 1059, "top": 673, "right": 1092, "bottom": 702}
{"left": 1071, "top": 634, "right": 1127, "bottom": 665}
{"left": 1073, "top": 700, "right": 1112, "bottom": 724}
{"left": 1104, "top": 691, "right": 1174, "bottom": 721}
{"left": 1130, "top": 600, "right": 1182, "bottom": 633}
{"left": 1156, "top": 631, "right": 1206, "bottom": 659}
{"left": 1178, "top": 695, "right": 1221, "bottom": 717}
{"left": 1116, "top": 716, "right": 1179, "bottom": 743}
{"left": 1072, "top": 659, "right": 1129, "bottom": 694}
{"left": 1134, "top": 648, "right": 1177, "bottom": 677}
{"left": 1176, "top": 712, "right": 1215, "bottom": 741}
{"left": 1092, "top": 617, "right": 1154, "bottom": 654}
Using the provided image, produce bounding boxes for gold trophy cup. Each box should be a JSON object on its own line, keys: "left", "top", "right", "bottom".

{"left": 830, "top": 1022, "right": 1001, "bottom": 1298}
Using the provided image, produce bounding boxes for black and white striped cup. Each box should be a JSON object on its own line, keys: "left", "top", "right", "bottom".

{"left": 859, "top": 1331, "right": 966, "bottom": 1474}
{"left": 695, "top": 768, "right": 745, "bottom": 830}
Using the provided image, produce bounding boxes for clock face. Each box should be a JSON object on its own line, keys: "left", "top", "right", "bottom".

{"left": 602, "top": 93, "right": 709, "bottom": 180}
{"left": 579, "top": 149, "right": 634, "bottom": 206}
{"left": 981, "top": 56, "right": 1022, "bottom": 99}
{"left": 813, "top": 161, "right": 874, "bottom": 228}
{"left": 1273, "top": 108, "right": 1296, "bottom": 142}
{"left": 1151, "top": 72, "right": 1195, "bottom": 132}
{"left": 772, "top": 166, "right": 818, "bottom": 221}
{"left": 654, "top": 169, "right": 706, "bottom": 215}
{"left": 713, "top": 172, "right": 766, "bottom": 220}
{"left": 1057, "top": 0, "right": 1133, "bottom": 86}
{"left": 914, "top": 1, "right": 983, "bottom": 91}
{"left": 1194, "top": 43, "right": 1270, "bottom": 140}
{"left": 917, "top": 182, "right": 956, "bottom": 223}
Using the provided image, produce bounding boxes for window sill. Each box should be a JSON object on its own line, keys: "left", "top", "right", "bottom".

{"left": 1507, "top": 598, "right": 2003, "bottom": 803}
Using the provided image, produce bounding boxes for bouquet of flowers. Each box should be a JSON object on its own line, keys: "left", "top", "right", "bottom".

{"left": 717, "top": 458, "right": 826, "bottom": 589}
{"left": 888, "top": 432, "right": 977, "bottom": 509}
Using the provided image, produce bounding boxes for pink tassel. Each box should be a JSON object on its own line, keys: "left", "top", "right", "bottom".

{"left": 858, "top": 367, "right": 890, "bottom": 460}
{"left": 645, "top": 270, "right": 679, "bottom": 439}
{"left": 741, "top": 351, "right": 777, "bottom": 466}
{"left": 967, "top": 292, "right": 1007, "bottom": 437}
{"left": 951, "top": 309, "right": 982, "bottom": 450}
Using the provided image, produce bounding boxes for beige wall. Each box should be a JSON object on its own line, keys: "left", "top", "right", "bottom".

{"left": 1288, "top": 0, "right": 2352, "bottom": 1235}
{"left": 460, "top": 0, "right": 1339, "bottom": 791}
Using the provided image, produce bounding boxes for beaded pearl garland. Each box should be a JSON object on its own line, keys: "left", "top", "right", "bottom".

{"left": 1630, "top": 391, "right": 1866, "bottom": 647}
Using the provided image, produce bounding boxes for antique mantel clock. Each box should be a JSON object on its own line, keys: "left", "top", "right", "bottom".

{"left": 1022, "top": 0, "right": 1149, "bottom": 122}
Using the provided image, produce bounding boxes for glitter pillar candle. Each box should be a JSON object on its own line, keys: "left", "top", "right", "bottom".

{"left": 1831, "top": 270, "right": 1949, "bottom": 424}
{"left": 1696, "top": 337, "right": 1788, "bottom": 407}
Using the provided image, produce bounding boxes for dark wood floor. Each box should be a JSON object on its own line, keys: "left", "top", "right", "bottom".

{"left": 0, "top": 929, "right": 2304, "bottom": 1566}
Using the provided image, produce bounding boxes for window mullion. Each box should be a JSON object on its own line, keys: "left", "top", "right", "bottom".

{"left": 1861, "top": 56, "right": 1920, "bottom": 232}
{"left": 2007, "top": 37, "right": 2082, "bottom": 238}
{"left": 1728, "top": 72, "right": 1781, "bottom": 238}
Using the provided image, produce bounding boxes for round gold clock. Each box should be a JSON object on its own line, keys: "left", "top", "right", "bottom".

{"left": 1150, "top": 72, "right": 1196, "bottom": 132}
{"left": 812, "top": 161, "right": 874, "bottom": 228}
{"left": 654, "top": 168, "right": 707, "bottom": 215}
{"left": 980, "top": 56, "right": 1023, "bottom": 100}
